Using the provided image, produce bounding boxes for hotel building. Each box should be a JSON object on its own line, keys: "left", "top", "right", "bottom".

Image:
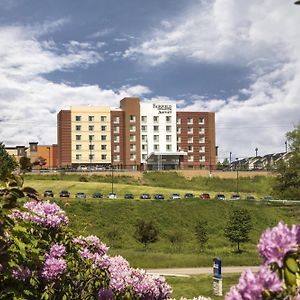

{"left": 57, "top": 97, "right": 216, "bottom": 170}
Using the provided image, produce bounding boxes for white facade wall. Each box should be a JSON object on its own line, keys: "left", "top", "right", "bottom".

{"left": 140, "top": 102, "right": 177, "bottom": 163}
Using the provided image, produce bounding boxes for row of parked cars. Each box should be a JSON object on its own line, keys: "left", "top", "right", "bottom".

{"left": 43, "top": 190, "right": 259, "bottom": 200}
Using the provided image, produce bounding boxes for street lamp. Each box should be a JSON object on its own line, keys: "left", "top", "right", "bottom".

{"left": 111, "top": 161, "right": 114, "bottom": 194}
{"left": 46, "top": 147, "right": 50, "bottom": 169}
{"left": 255, "top": 147, "right": 258, "bottom": 157}
{"left": 285, "top": 141, "right": 288, "bottom": 153}
{"left": 236, "top": 158, "right": 239, "bottom": 195}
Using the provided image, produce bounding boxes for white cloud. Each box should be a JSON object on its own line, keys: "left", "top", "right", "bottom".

{"left": 0, "top": 22, "right": 151, "bottom": 146}
{"left": 124, "top": 0, "right": 300, "bottom": 159}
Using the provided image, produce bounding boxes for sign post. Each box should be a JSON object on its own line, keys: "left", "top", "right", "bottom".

{"left": 213, "top": 257, "right": 222, "bottom": 296}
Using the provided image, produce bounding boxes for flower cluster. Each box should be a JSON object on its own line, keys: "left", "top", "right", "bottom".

{"left": 9, "top": 200, "right": 69, "bottom": 228}
{"left": 12, "top": 266, "right": 31, "bottom": 281}
{"left": 41, "top": 243, "right": 67, "bottom": 281}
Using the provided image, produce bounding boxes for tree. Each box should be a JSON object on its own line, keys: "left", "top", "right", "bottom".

{"left": 167, "top": 230, "right": 184, "bottom": 251}
{"left": 195, "top": 220, "right": 209, "bottom": 252}
{"left": 224, "top": 209, "right": 252, "bottom": 252}
{"left": 19, "top": 156, "right": 32, "bottom": 173}
{"left": 32, "top": 156, "right": 46, "bottom": 169}
{"left": 273, "top": 123, "right": 300, "bottom": 199}
{"left": 0, "top": 143, "right": 18, "bottom": 180}
{"left": 134, "top": 220, "right": 159, "bottom": 248}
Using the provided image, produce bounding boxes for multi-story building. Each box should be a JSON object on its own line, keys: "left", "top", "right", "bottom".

{"left": 57, "top": 97, "right": 216, "bottom": 170}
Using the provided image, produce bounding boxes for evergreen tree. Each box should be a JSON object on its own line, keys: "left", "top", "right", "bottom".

{"left": 134, "top": 220, "right": 159, "bottom": 248}
{"left": 224, "top": 209, "right": 252, "bottom": 252}
{"left": 19, "top": 157, "right": 32, "bottom": 173}
{"left": 0, "top": 143, "right": 18, "bottom": 180}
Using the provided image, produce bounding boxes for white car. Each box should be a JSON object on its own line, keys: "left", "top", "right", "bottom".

{"left": 108, "top": 192, "right": 117, "bottom": 199}
{"left": 170, "top": 193, "right": 181, "bottom": 199}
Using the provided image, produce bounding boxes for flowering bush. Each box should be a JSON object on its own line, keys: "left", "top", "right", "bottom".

{"left": 0, "top": 199, "right": 172, "bottom": 299}
{"left": 226, "top": 221, "right": 300, "bottom": 300}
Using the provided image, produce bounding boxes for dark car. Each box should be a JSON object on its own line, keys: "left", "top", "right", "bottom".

{"left": 76, "top": 192, "right": 86, "bottom": 199}
{"left": 60, "top": 190, "right": 70, "bottom": 198}
{"left": 140, "top": 193, "right": 151, "bottom": 199}
{"left": 92, "top": 192, "right": 103, "bottom": 199}
{"left": 262, "top": 195, "right": 273, "bottom": 201}
{"left": 200, "top": 193, "right": 210, "bottom": 200}
{"left": 154, "top": 193, "right": 164, "bottom": 200}
{"left": 215, "top": 194, "right": 226, "bottom": 200}
{"left": 230, "top": 194, "right": 241, "bottom": 200}
{"left": 124, "top": 193, "right": 134, "bottom": 199}
{"left": 245, "top": 195, "right": 256, "bottom": 200}
{"left": 44, "top": 190, "right": 54, "bottom": 197}
{"left": 184, "top": 193, "right": 194, "bottom": 199}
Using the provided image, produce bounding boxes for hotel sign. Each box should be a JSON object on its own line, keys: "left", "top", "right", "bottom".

{"left": 152, "top": 104, "right": 172, "bottom": 114}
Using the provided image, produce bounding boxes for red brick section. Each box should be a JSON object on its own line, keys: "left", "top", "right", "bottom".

{"left": 57, "top": 110, "right": 71, "bottom": 168}
{"left": 120, "top": 97, "right": 141, "bottom": 169}
{"left": 110, "top": 110, "right": 125, "bottom": 168}
{"left": 176, "top": 111, "right": 216, "bottom": 169}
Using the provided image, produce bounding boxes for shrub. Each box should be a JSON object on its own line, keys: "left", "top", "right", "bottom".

{"left": 79, "top": 176, "right": 89, "bottom": 182}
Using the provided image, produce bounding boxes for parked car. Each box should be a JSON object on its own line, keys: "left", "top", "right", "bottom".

{"left": 76, "top": 192, "right": 86, "bottom": 199}
{"left": 108, "top": 192, "right": 117, "bottom": 199}
{"left": 154, "top": 193, "right": 164, "bottom": 200}
{"left": 230, "top": 194, "right": 241, "bottom": 200}
{"left": 262, "top": 195, "right": 273, "bottom": 201}
{"left": 124, "top": 193, "right": 134, "bottom": 199}
{"left": 60, "top": 190, "right": 70, "bottom": 198}
{"left": 77, "top": 165, "right": 88, "bottom": 171}
{"left": 44, "top": 190, "right": 54, "bottom": 197}
{"left": 92, "top": 192, "right": 103, "bottom": 199}
{"left": 245, "top": 195, "right": 256, "bottom": 200}
{"left": 215, "top": 194, "right": 226, "bottom": 200}
{"left": 140, "top": 193, "right": 151, "bottom": 199}
{"left": 200, "top": 193, "right": 211, "bottom": 200}
{"left": 184, "top": 193, "right": 194, "bottom": 199}
{"left": 170, "top": 193, "right": 181, "bottom": 199}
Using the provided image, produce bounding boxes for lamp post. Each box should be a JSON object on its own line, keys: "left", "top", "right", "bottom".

{"left": 47, "top": 147, "right": 50, "bottom": 169}
{"left": 236, "top": 158, "right": 239, "bottom": 195}
{"left": 229, "top": 152, "right": 232, "bottom": 170}
{"left": 285, "top": 141, "right": 288, "bottom": 153}
{"left": 255, "top": 147, "right": 258, "bottom": 157}
{"left": 111, "top": 161, "right": 114, "bottom": 194}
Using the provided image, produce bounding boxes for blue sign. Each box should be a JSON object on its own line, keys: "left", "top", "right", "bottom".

{"left": 213, "top": 257, "right": 222, "bottom": 279}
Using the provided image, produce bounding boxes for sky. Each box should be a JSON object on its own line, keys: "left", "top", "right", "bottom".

{"left": 0, "top": 0, "right": 299, "bottom": 161}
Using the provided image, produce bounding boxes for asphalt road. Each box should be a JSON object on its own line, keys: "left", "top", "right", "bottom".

{"left": 147, "top": 266, "right": 260, "bottom": 277}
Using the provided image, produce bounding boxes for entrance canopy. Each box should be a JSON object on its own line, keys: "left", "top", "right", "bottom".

{"left": 146, "top": 151, "right": 187, "bottom": 170}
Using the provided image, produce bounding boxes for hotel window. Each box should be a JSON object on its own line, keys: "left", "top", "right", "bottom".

{"left": 101, "top": 116, "right": 107, "bottom": 122}
{"left": 142, "top": 154, "right": 147, "bottom": 160}
{"left": 113, "top": 126, "right": 119, "bottom": 133}
{"left": 89, "top": 144, "right": 94, "bottom": 150}
{"left": 129, "top": 115, "right": 136, "bottom": 122}
{"left": 153, "top": 116, "right": 159, "bottom": 123}
{"left": 130, "top": 153, "right": 136, "bottom": 161}
{"left": 114, "top": 145, "right": 120, "bottom": 152}
{"left": 129, "top": 134, "right": 136, "bottom": 142}
{"left": 166, "top": 125, "right": 172, "bottom": 132}
{"left": 142, "top": 135, "right": 147, "bottom": 142}
{"left": 130, "top": 125, "right": 136, "bottom": 132}
{"left": 154, "top": 144, "right": 159, "bottom": 151}
{"left": 187, "top": 127, "right": 193, "bottom": 134}
{"left": 76, "top": 135, "right": 81, "bottom": 141}
{"left": 200, "top": 155, "right": 205, "bottom": 162}
{"left": 89, "top": 116, "right": 94, "bottom": 122}
{"left": 166, "top": 135, "right": 172, "bottom": 142}
{"left": 76, "top": 144, "right": 82, "bottom": 150}
{"left": 141, "top": 125, "right": 147, "bottom": 132}
{"left": 166, "top": 144, "right": 172, "bottom": 151}
{"left": 153, "top": 125, "right": 159, "bottom": 132}
{"left": 76, "top": 154, "right": 82, "bottom": 160}
{"left": 176, "top": 117, "right": 181, "bottom": 124}
{"left": 76, "top": 125, "right": 81, "bottom": 131}
{"left": 114, "top": 154, "right": 120, "bottom": 161}
{"left": 188, "top": 136, "right": 193, "bottom": 143}
{"left": 130, "top": 144, "right": 136, "bottom": 151}
{"left": 101, "top": 135, "right": 107, "bottom": 141}
{"left": 199, "top": 117, "right": 205, "bottom": 124}
{"left": 113, "top": 116, "right": 120, "bottom": 124}
{"left": 188, "top": 145, "right": 193, "bottom": 152}
{"left": 101, "top": 144, "right": 107, "bottom": 150}
{"left": 101, "top": 125, "right": 107, "bottom": 131}
{"left": 153, "top": 135, "right": 159, "bottom": 142}
{"left": 166, "top": 116, "right": 171, "bottom": 123}
{"left": 199, "top": 127, "right": 205, "bottom": 134}
{"left": 188, "top": 155, "right": 194, "bottom": 162}
{"left": 177, "top": 127, "right": 181, "bottom": 134}
{"left": 141, "top": 116, "right": 147, "bottom": 123}
{"left": 114, "top": 135, "right": 120, "bottom": 142}
{"left": 187, "top": 117, "right": 193, "bottom": 124}
{"left": 177, "top": 136, "right": 181, "bottom": 143}
{"left": 89, "top": 135, "right": 94, "bottom": 141}
{"left": 75, "top": 116, "right": 81, "bottom": 121}
{"left": 89, "top": 154, "right": 94, "bottom": 160}
{"left": 142, "top": 144, "right": 147, "bottom": 151}
{"left": 89, "top": 125, "right": 94, "bottom": 131}
{"left": 199, "top": 137, "right": 205, "bottom": 143}
{"left": 101, "top": 154, "right": 107, "bottom": 160}
{"left": 199, "top": 146, "right": 205, "bottom": 153}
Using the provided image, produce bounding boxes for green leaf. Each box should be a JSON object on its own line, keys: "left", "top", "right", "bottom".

{"left": 285, "top": 256, "right": 298, "bottom": 274}
{"left": 284, "top": 267, "right": 297, "bottom": 286}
